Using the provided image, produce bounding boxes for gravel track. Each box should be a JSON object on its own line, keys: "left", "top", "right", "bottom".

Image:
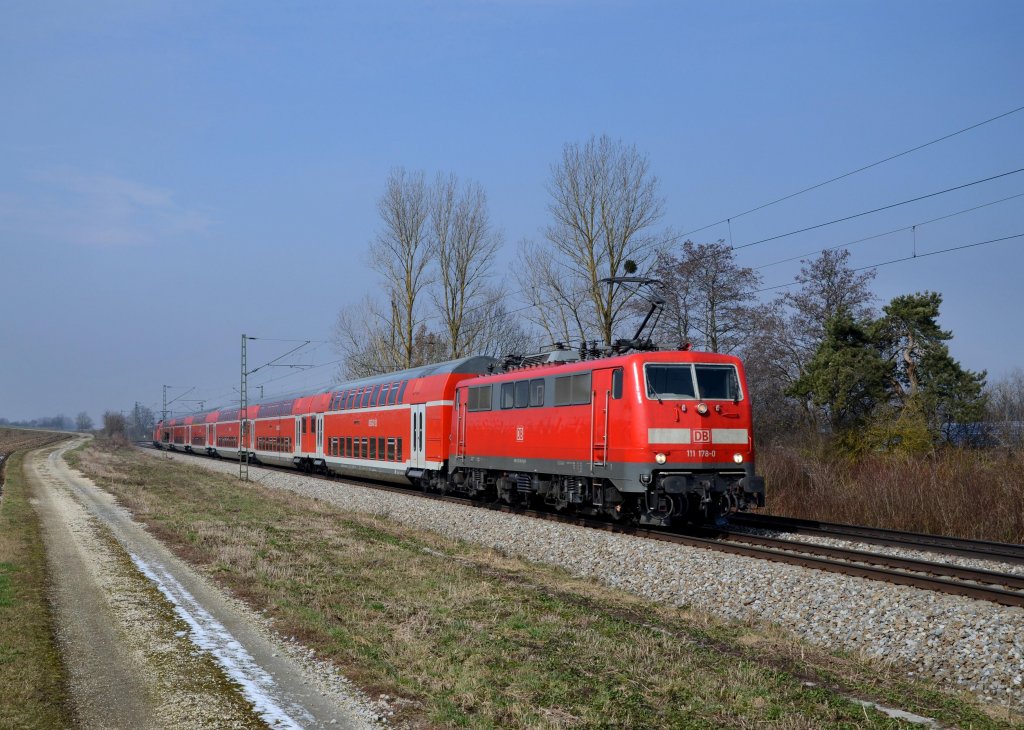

{"left": 154, "top": 450, "right": 1024, "bottom": 711}
{"left": 32, "top": 439, "right": 383, "bottom": 729}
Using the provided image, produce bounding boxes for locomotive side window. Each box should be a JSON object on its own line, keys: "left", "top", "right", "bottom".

{"left": 694, "top": 364, "right": 743, "bottom": 401}
{"left": 555, "top": 373, "right": 592, "bottom": 405}
{"left": 645, "top": 364, "right": 696, "bottom": 399}
{"left": 468, "top": 385, "right": 492, "bottom": 412}
{"left": 500, "top": 382, "right": 515, "bottom": 409}
{"left": 571, "top": 372, "right": 591, "bottom": 405}
{"left": 514, "top": 380, "right": 530, "bottom": 408}
{"left": 611, "top": 368, "right": 623, "bottom": 399}
{"left": 554, "top": 376, "right": 571, "bottom": 406}
{"left": 529, "top": 379, "right": 544, "bottom": 407}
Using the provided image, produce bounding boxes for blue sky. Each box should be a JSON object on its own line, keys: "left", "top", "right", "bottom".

{"left": 1, "top": 1, "right": 1022, "bottom": 421}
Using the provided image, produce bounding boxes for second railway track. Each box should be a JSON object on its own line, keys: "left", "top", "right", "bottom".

{"left": 144, "top": 445, "right": 1024, "bottom": 609}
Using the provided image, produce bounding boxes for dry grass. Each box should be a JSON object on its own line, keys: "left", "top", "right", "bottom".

{"left": 70, "top": 440, "right": 1023, "bottom": 729}
{"left": 0, "top": 449, "right": 73, "bottom": 729}
{"left": 759, "top": 444, "right": 1024, "bottom": 542}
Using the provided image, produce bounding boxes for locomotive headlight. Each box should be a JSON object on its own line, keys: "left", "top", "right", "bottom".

{"left": 655, "top": 452, "right": 667, "bottom": 464}
{"left": 696, "top": 402, "right": 709, "bottom": 415}
{"left": 733, "top": 453, "right": 744, "bottom": 463}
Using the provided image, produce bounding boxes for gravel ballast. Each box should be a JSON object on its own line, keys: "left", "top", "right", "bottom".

{"left": 154, "top": 451, "right": 1024, "bottom": 711}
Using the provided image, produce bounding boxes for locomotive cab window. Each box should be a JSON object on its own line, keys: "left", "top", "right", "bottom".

{"left": 694, "top": 364, "right": 743, "bottom": 401}
{"left": 644, "top": 363, "right": 742, "bottom": 401}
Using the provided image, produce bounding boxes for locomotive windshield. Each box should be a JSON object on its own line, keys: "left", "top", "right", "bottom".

{"left": 645, "top": 363, "right": 743, "bottom": 401}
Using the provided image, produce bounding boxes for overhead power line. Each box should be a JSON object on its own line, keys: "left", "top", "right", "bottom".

{"left": 682, "top": 103, "right": 1024, "bottom": 237}
{"left": 754, "top": 232, "right": 1024, "bottom": 294}
{"left": 733, "top": 167, "right": 1024, "bottom": 251}
{"left": 754, "top": 191, "right": 1024, "bottom": 270}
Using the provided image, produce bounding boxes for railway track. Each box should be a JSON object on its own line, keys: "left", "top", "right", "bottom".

{"left": 146, "top": 446, "right": 1024, "bottom": 609}
{"left": 730, "top": 513, "right": 1024, "bottom": 565}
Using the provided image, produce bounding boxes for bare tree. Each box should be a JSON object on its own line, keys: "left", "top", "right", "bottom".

{"left": 332, "top": 296, "right": 401, "bottom": 379}
{"left": 429, "top": 174, "right": 502, "bottom": 358}
{"left": 783, "top": 248, "right": 876, "bottom": 360}
{"left": 517, "top": 239, "right": 593, "bottom": 346}
{"left": 75, "top": 411, "right": 93, "bottom": 432}
{"left": 370, "top": 168, "right": 432, "bottom": 369}
{"left": 102, "top": 411, "right": 126, "bottom": 440}
{"left": 541, "top": 134, "right": 669, "bottom": 346}
{"left": 653, "top": 241, "right": 760, "bottom": 353}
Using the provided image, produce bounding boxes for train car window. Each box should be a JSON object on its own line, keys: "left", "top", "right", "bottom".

{"left": 514, "top": 380, "right": 530, "bottom": 408}
{"left": 369, "top": 384, "right": 381, "bottom": 407}
{"left": 397, "top": 380, "right": 408, "bottom": 404}
{"left": 302, "top": 418, "right": 307, "bottom": 434}
{"left": 611, "top": 368, "right": 624, "bottom": 399}
{"left": 571, "top": 373, "right": 592, "bottom": 405}
{"left": 387, "top": 437, "right": 396, "bottom": 461}
{"left": 554, "top": 376, "right": 572, "bottom": 406}
{"left": 369, "top": 438, "right": 376, "bottom": 459}
{"left": 396, "top": 437, "right": 403, "bottom": 462}
{"left": 645, "top": 364, "right": 696, "bottom": 399}
{"left": 360, "top": 388, "right": 372, "bottom": 408}
{"left": 378, "top": 383, "right": 391, "bottom": 406}
{"left": 500, "top": 382, "right": 515, "bottom": 409}
{"left": 694, "top": 364, "right": 743, "bottom": 401}
{"left": 530, "top": 379, "right": 545, "bottom": 407}
{"left": 346, "top": 437, "right": 352, "bottom": 457}
{"left": 377, "top": 437, "right": 384, "bottom": 459}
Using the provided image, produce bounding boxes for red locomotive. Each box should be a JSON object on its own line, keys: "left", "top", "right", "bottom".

{"left": 155, "top": 347, "right": 764, "bottom": 525}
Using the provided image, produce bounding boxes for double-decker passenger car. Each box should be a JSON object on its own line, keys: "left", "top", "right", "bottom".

{"left": 155, "top": 348, "right": 764, "bottom": 525}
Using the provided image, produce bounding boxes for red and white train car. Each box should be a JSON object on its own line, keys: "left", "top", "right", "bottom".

{"left": 155, "top": 349, "right": 764, "bottom": 525}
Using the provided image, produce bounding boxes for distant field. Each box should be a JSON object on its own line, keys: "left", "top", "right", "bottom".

{"left": 68, "top": 439, "right": 1021, "bottom": 730}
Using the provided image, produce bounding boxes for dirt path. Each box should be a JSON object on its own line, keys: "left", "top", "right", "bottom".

{"left": 27, "top": 438, "right": 376, "bottom": 729}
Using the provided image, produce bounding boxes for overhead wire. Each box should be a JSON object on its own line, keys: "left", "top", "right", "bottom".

{"left": 753, "top": 191, "right": 1024, "bottom": 270}
{"left": 732, "top": 167, "right": 1024, "bottom": 250}
{"left": 753, "top": 232, "right": 1024, "bottom": 294}
{"left": 682, "top": 103, "right": 1024, "bottom": 237}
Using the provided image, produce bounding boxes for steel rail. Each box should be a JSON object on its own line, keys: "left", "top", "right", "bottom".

{"left": 141, "top": 446, "right": 1024, "bottom": 608}
{"left": 731, "top": 513, "right": 1024, "bottom": 565}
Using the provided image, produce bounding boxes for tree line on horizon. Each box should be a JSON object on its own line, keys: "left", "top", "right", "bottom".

{"left": 332, "top": 133, "right": 1016, "bottom": 451}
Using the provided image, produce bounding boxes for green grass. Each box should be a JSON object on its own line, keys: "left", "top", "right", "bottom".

{"left": 75, "top": 440, "right": 1024, "bottom": 729}
{"left": 0, "top": 450, "right": 73, "bottom": 729}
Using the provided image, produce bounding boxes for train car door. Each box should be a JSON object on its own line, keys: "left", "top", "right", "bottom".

{"left": 410, "top": 404, "right": 426, "bottom": 468}
{"left": 591, "top": 367, "right": 622, "bottom": 469}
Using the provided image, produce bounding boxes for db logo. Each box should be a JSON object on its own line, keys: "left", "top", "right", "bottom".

{"left": 693, "top": 429, "right": 711, "bottom": 443}
{"left": 515, "top": 426, "right": 525, "bottom": 442}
